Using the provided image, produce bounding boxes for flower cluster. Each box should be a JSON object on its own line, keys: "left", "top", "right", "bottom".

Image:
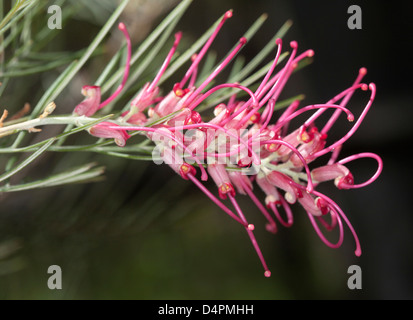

{"left": 73, "top": 12, "right": 383, "bottom": 277}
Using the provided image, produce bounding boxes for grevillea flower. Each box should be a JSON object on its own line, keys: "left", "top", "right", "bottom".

{"left": 88, "top": 122, "right": 130, "bottom": 147}
{"left": 74, "top": 12, "right": 383, "bottom": 277}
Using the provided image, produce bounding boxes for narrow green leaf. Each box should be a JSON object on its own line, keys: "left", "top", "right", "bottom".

{"left": 0, "top": 0, "right": 37, "bottom": 34}
{"left": 227, "top": 55, "right": 245, "bottom": 83}
{"left": 145, "top": 110, "right": 182, "bottom": 127}
{"left": 95, "top": 46, "right": 123, "bottom": 86}
{"left": 0, "top": 137, "right": 55, "bottom": 184}
{"left": 1, "top": 114, "right": 113, "bottom": 153}
{"left": 31, "top": 0, "right": 130, "bottom": 118}
{"left": 196, "top": 51, "right": 217, "bottom": 85}
{"left": 44, "top": 168, "right": 105, "bottom": 186}
{"left": 10, "top": 60, "right": 77, "bottom": 147}
{"left": 273, "top": 94, "right": 306, "bottom": 111}
{"left": 0, "top": 163, "right": 105, "bottom": 192}
{"left": 0, "top": 59, "right": 72, "bottom": 77}
{"left": 96, "top": 150, "right": 158, "bottom": 161}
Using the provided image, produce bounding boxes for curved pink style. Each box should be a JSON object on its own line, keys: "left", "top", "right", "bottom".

{"left": 73, "top": 23, "right": 132, "bottom": 117}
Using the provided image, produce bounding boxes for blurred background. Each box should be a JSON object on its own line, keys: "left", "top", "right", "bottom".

{"left": 0, "top": 0, "right": 412, "bottom": 299}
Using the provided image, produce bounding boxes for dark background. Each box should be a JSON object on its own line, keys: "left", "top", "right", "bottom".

{"left": 1, "top": 0, "right": 412, "bottom": 299}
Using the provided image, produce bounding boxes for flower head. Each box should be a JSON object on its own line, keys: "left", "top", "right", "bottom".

{"left": 75, "top": 13, "right": 383, "bottom": 277}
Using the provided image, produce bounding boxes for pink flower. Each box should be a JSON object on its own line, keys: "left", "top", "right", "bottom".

{"left": 73, "top": 85, "right": 101, "bottom": 117}
{"left": 83, "top": 13, "right": 383, "bottom": 278}
{"left": 88, "top": 122, "right": 130, "bottom": 147}
{"left": 312, "top": 163, "right": 354, "bottom": 189}
{"left": 208, "top": 163, "right": 236, "bottom": 199}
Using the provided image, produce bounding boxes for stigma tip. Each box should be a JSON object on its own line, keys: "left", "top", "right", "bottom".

{"left": 225, "top": 10, "right": 233, "bottom": 18}
{"left": 359, "top": 67, "right": 367, "bottom": 75}
{"left": 290, "top": 41, "right": 298, "bottom": 49}
{"left": 239, "top": 37, "right": 247, "bottom": 45}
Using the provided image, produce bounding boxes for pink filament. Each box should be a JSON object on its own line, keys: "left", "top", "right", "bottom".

{"left": 179, "top": 10, "right": 233, "bottom": 88}
{"left": 147, "top": 32, "right": 182, "bottom": 93}
{"left": 186, "top": 173, "right": 249, "bottom": 227}
{"left": 276, "top": 100, "right": 301, "bottom": 137}
{"left": 317, "top": 212, "right": 338, "bottom": 231}
{"left": 188, "top": 54, "right": 198, "bottom": 88}
{"left": 254, "top": 38, "right": 283, "bottom": 97}
{"left": 269, "top": 197, "right": 294, "bottom": 228}
{"left": 240, "top": 178, "right": 278, "bottom": 234}
{"left": 313, "top": 83, "right": 376, "bottom": 158}
{"left": 337, "top": 152, "right": 383, "bottom": 188}
{"left": 229, "top": 194, "right": 271, "bottom": 277}
{"left": 302, "top": 83, "right": 367, "bottom": 131}
{"left": 257, "top": 42, "right": 300, "bottom": 107}
{"left": 321, "top": 67, "right": 367, "bottom": 134}
{"left": 189, "top": 83, "right": 259, "bottom": 111}
{"left": 306, "top": 208, "right": 344, "bottom": 249}
{"left": 99, "top": 23, "right": 132, "bottom": 109}
{"left": 260, "top": 98, "right": 275, "bottom": 128}
{"left": 293, "top": 181, "right": 362, "bottom": 257}
{"left": 185, "top": 38, "right": 247, "bottom": 109}
{"left": 272, "top": 103, "right": 354, "bottom": 133}
{"left": 245, "top": 99, "right": 275, "bottom": 151}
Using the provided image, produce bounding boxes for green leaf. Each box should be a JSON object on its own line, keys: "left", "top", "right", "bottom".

{"left": 227, "top": 55, "right": 245, "bottom": 83}
{"left": 0, "top": 114, "right": 113, "bottom": 153}
{"left": 0, "top": 0, "right": 37, "bottom": 34}
{"left": 95, "top": 151, "right": 157, "bottom": 161}
{"left": 145, "top": 110, "right": 182, "bottom": 127}
{"left": 0, "top": 163, "right": 105, "bottom": 192}
{"left": 274, "top": 94, "right": 306, "bottom": 111}
{"left": 1, "top": 59, "right": 72, "bottom": 77}
{"left": 196, "top": 51, "right": 218, "bottom": 84}
{"left": 0, "top": 137, "right": 55, "bottom": 184}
